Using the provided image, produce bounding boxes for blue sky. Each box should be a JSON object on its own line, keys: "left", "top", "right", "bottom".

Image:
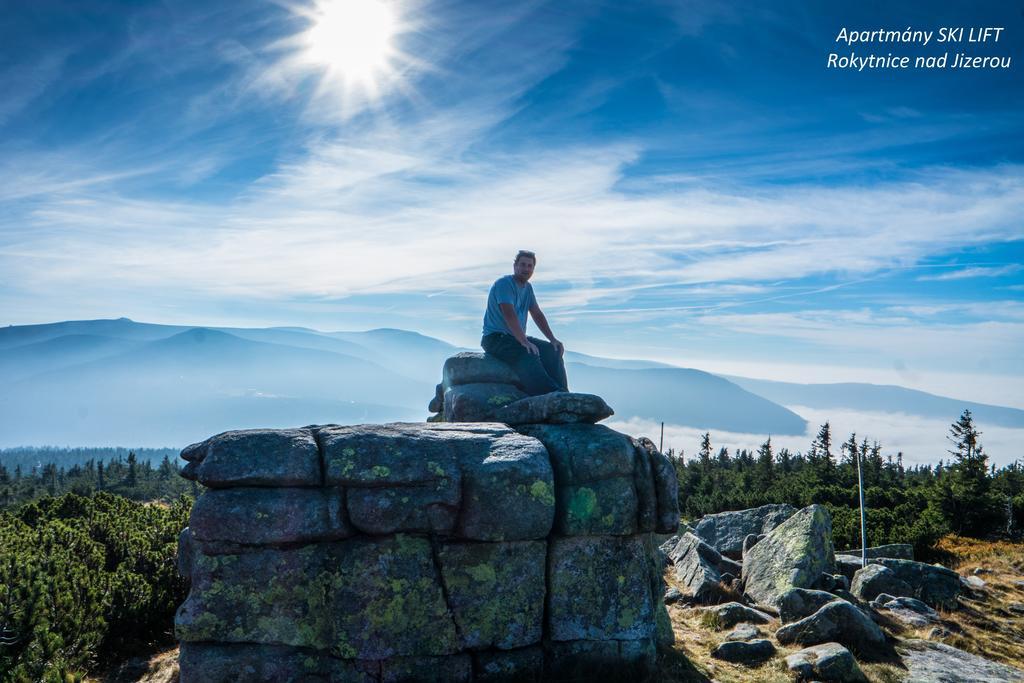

{"left": 2, "top": 0, "right": 1023, "bottom": 407}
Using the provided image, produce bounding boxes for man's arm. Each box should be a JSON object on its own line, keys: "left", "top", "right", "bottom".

{"left": 529, "top": 303, "right": 564, "bottom": 356}
{"left": 499, "top": 303, "right": 540, "bottom": 355}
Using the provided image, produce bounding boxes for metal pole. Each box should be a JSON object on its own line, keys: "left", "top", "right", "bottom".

{"left": 857, "top": 447, "right": 868, "bottom": 568}
{"left": 660, "top": 422, "right": 664, "bottom": 452}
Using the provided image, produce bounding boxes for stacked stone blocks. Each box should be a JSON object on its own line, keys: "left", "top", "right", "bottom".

{"left": 176, "top": 357, "right": 678, "bottom": 682}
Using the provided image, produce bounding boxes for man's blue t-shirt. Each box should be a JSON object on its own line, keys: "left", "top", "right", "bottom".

{"left": 482, "top": 275, "right": 536, "bottom": 336}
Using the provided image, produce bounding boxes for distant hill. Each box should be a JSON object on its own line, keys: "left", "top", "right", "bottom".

{"left": 1, "top": 317, "right": 1019, "bottom": 449}
{"left": 722, "top": 376, "right": 1024, "bottom": 429}
{"left": 570, "top": 363, "right": 807, "bottom": 435}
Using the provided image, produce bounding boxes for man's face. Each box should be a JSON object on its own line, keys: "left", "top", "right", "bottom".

{"left": 514, "top": 256, "right": 536, "bottom": 282}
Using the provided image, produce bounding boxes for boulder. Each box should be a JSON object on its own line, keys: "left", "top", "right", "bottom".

{"left": 711, "top": 639, "right": 776, "bottom": 665}
{"left": 775, "top": 600, "right": 886, "bottom": 653}
{"left": 776, "top": 588, "right": 847, "bottom": 624}
{"left": 669, "top": 533, "right": 727, "bottom": 603}
{"left": 702, "top": 602, "right": 773, "bottom": 629}
{"left": 871, "top": 595, "right": 940, "bottom": 628}
{"left": 428, "top": 383, "right": 444, "bottom": 413}
{"left": 898, "top": 639, "right": 1024, "bottom": 682}
{"left": 694, "top": 503, "right": 797, "bottom": 558}
{"left": 724, "top": 623, "right": 762, "bottom": 642}
{"left": 443, "top": 382, "right": 527, "bottom": 422}
{"left": 836, "top": 543, "right": 913, "bottom": 560}
{"left": 442, "top": 352, "right": 521, "bottom": 389}
{"left": 851, "top": 564, "right": 913, "bottom": 602}
{"left": 963, "top": 575, "right": 987, "bottom": 590}
{"left": 785, "top": 642, "right": 867, "bottom": 683}
{"left": 742, "top": 505, "right": 835, "bottom": 606}
{"left": 873, "top": 558, "right": 961, "bottom": 610}
{"left": 835, "top": 554, "right": 866, "bottom": 581}
{"left": 719, "top": 554, "right": 743, "bottom": 578}
{"left": 494, "top": 392, "right": 613, "bottom": 425}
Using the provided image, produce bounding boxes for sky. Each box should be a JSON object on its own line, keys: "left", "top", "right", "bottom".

{"left": 2, "top": 0, "right": 1023, "bottom": 409}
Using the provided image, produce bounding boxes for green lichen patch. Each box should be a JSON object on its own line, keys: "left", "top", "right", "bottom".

{"left": 547, "top": 535, "right": 654, "bottom": 641}
{"left": 329, "top": 535, "right": 458, "bottom": 659}
{"left": 555, "top": 478, "right": 638, "bottom": 536}
{"left": 437, "top": 540, "right": 546, "bottom": 650}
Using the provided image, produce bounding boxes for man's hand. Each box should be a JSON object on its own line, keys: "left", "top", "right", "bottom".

{"left": 521, "top": 338, "right": 540, "bottom": 355}
{"left": 552, "top": 339, "right": 565, "bottom": 357}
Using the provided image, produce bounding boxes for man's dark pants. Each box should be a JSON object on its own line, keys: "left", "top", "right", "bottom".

{"left": 481, "top": 333, "right": 568, "bottom": 396}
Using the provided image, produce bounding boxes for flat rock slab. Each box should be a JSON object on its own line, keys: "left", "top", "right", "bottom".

{"left": 703, "top": 602, "right": 773, "bottom": 629}
{"left": 711, "top": 639, "right": 776, "bottom": 665}
{"left": 776, "top": 599, "right": 885, "bottom": 653}
{"left": 444, "top": 383, "right": 527, "bottom": 422}
{"left": 898, "top": 639, "right": 1024, "bottom": 682}
{"left": 786, "top": 642, "right": 867, "bottom": 683}
{"left": 443, "top": 352, "right": 521, "bottom": 389}
{"left": 694, "top": 503, "right": 797, "bottom": 558}
{"left": 494, "top": 392, "right": 614, "bottom": 425}
{"left": 189, "top": 487, "right": 350, "bottom": 545}
{"left": 180, "top": 428, "right": 321, "bottom": 487}
{"left": 742, "top": 504, "right": 835, "bottom": 606}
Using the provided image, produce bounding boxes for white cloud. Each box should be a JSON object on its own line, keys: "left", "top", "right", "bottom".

{"left": 917, "top": 264, "right": 1023, "bottom": 281}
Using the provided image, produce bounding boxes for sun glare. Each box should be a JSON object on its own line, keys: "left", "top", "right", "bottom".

{"left": 305, "top": 0, "right": 398, "bottom": 82}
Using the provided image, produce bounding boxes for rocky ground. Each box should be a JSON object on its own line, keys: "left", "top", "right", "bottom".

{"left": 656, "top": 534, "right": 1024, "bottom": 683}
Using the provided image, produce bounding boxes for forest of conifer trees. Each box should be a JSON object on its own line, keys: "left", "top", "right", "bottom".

{"left": 671, "top": 410, "right": 1024, "bottom": 555}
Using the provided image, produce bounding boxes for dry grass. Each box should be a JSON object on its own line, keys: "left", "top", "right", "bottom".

{"left": 918, "top": 535, "right": 1024, "bottom": 669}
{"left": 85, "top": 648, "right": 179, "bottom": 683}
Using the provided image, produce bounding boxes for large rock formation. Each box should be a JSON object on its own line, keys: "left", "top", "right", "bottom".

{"left": 176, "top": 371, "right": 678, "bottom": 682}
{"left": 741, "top": 504, "right": 835, "bottom": 606}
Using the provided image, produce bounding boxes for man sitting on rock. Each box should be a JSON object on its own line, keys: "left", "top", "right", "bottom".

{"left": 481, "top": 250, "right": 568, "bottom": 396}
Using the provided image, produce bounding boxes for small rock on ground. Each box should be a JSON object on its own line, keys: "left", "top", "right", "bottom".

{"left": 711, "top": 639, "right": 776, "bottom": 665}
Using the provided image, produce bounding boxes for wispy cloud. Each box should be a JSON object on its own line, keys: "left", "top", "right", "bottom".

{"left": 917, "top": 264, "right": 1023, "bottom": 281}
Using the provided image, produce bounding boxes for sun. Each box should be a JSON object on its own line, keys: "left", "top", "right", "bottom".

{"left": 304, "top": 0, "right": 398, "bottom": 83}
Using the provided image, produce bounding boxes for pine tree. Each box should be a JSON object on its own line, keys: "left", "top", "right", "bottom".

{"left": 942, "top": 410, "right": 1000, "bottom": 535}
